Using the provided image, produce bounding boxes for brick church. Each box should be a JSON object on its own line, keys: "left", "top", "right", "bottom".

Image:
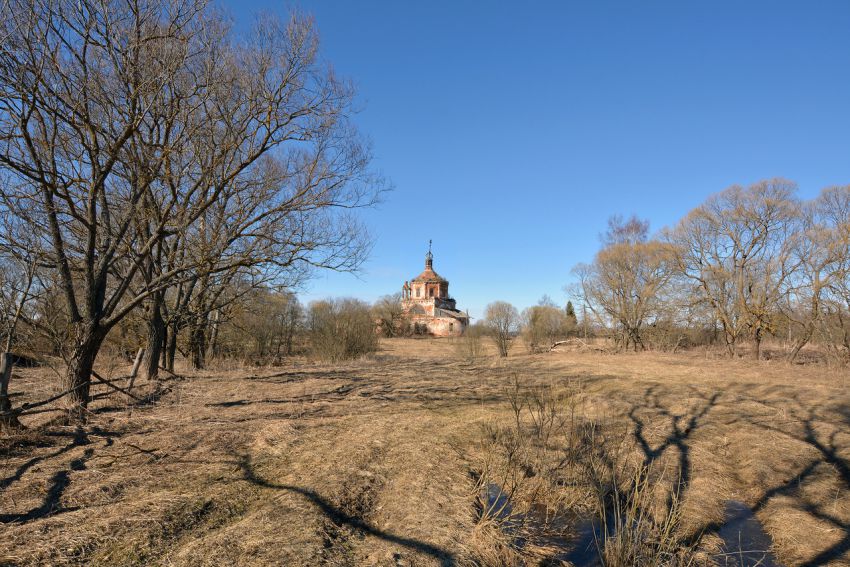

{"left": 401, "top": 243, "right": 469, "bottom": 336}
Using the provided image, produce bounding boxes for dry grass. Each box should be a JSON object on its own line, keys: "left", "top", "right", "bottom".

{"left": 1, "top": 338, "right": 849, "bottom": 566}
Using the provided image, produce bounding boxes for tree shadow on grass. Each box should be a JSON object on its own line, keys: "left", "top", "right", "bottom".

{"left": 686, "top": 391, "right": 850, "bottom": 566}
{"left": 0, "top": 427, "right": 95, "bottom": 523}
{"left": 236, "top": 455, "right": 456, "bottom": 566}
{"left": 627, "top": 385, "right": 720, "bottom": 512}
{"left": 744, "top": 401, "right": 850, "bottom": 566}
{"left": 0, "top": 429, "right": 86, "bottom": 492}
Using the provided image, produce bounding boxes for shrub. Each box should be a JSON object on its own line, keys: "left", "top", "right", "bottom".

{"left": 521, "top": 305, "right": 572, "bottom": 353}
{"left": 307, "top": 298, "right": 378, "bottom": 362}
{"left": 484, "top": 301, "right": 520, "bottom": 357}
{"left": 455, "top": 322, "right": 487, "bottom": 361}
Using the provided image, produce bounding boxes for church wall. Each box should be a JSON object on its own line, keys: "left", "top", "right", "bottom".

{"left": 408, "top": 315, "right": 466, "bottom": 337}
{"left": 411, "top": 282, "right": 425, "bottom": 299}
{"left": 402, "top": 298, "right": 434, "bottom": 316}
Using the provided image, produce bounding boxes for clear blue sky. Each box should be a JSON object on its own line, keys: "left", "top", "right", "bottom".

{"left": 222, "top": 1, "right": 850, "bottom": 319}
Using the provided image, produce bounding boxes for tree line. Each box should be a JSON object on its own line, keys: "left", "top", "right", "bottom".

{"left": 572, "top": 180, "right": 850, "bottom": 362}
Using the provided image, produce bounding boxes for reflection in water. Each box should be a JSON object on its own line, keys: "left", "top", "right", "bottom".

{"left": 715, "top": 501, "right": 780, "bottom": 567}
{"left": 561, "top": 517, "right": 601, "bottom": 566}
{"left": 481, "top": 483, "right": 602, "bottom": 565}
{"left": 481, "top": 486, "right": 780, "bottom": 566}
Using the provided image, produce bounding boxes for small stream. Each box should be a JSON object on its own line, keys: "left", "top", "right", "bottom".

{"left": 714, "top": 501, "right": 780, "bottom": 567}
{"left": 480, "top": 485, "right": 782, "bottom": 566}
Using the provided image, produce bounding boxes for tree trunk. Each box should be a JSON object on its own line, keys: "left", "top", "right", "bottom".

{"left": 787, "top": 326, "right": 812, "bottom": 363}
{"left": 126, "top": 348, "right": 145, "bottom": 391}
{"left": 283, "top": 328, "right": 294, "bottom": 357}
{"left": 788, "top": 294, "right": 821, "bottom": 363}
{"left": 0, "top": 353, "right": 21, "bottom": 430}
{"left": 64, "top": 322, "right": 106, "bottom": 421}
{"left": 160, "top": 325, "right": 169, "bottom": 368}
{"left": 206, "top": 309, "right": 220, "bottom": 362}
{"left": 630, "top": 328, "right": 644, "bottom": 352}
{"left": 752, "top": 327, "right": 762, "bottom": 360}
{"left": 723, "top": 331, "right": 736, "bottom": 358}
{"left": 190, "top": 322, "right": 207, "bottom": 370}
{"left": 142, "top": 293, "right": 165, "bottom": 381}
{"left": 165, "top": 324, "right": 178, "bottom": 372}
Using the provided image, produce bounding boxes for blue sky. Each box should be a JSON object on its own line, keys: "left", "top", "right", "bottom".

{"left": 222, "top": 1, "right": 850, "bottom": 319}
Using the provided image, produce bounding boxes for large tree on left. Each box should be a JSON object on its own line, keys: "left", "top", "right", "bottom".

{"left": 0, "top": 0, "right": 379, "bottom": 419}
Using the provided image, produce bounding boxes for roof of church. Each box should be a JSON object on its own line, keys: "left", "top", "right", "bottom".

{"left": 435, "top": 307, "right": 468, "bottom": 320}
{"left": 411, "top": 243, "right": 447, "bottom": 283}
{"left": 411, "top": 267, "right": 447, "bottom": 283}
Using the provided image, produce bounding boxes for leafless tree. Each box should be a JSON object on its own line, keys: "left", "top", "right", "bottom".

{"left": 600, "top": 214, "right": 650, "bottom": 246}
{"left": 667, "top": 179, "right": 801, "bottom": 359}
{"left": 0, "top": 232, "right": 44, "bottom": 354}
{"left": 781, "top": 186, "right": 850, "bottom": 362}
{"left": 134, "top": 11, "right": 381, "bottom": 377}
{"left": 0, "top": 0, "right": 382, "bottom": 419}
{"left": 373, "top": 293, "right": 404, "bottom": 338}
{"left": 234, "top": 288, "right": 302, "bottom": 361}
{"left": 484, "top": 301, "right": 519, "bottom": 357}
{"left": 521, "top": 301, "right": 571, "bottom": 353}
{"left": 454, "top": 322, "right": 486, "bottom": 361}
{"left": 573, "top": 239, "right": 676, "bottom": 351}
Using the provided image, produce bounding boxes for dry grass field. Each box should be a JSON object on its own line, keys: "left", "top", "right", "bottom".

{"left": 1, "top": 338, "right": 849, "bottom": 566}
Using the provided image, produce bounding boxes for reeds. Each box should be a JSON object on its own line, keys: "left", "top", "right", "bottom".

{"left": 470, "top": 373, "right": 697, "bottom": 565}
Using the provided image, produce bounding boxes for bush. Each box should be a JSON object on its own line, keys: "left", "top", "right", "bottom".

{"left": 484, "top": 301, "right": 520, "bottom": 357}
{"left": 454, "top": 322, "right": 487, "bottom": 361}
{"left": 372, "top": 293, "right": 404, "bottom": 338}
{"left": 521, "top": 305, "right": 572, "bottom": 353}
{"left": 307, "top": 298, "right": 378, "bottom": 362}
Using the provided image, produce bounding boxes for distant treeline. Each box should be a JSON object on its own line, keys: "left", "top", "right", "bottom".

{"left": 570, "top": 180, "right": 850, "bottom": 363}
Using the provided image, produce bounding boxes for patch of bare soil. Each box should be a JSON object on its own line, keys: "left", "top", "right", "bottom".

{"left": 1, "top": 339, "right": 849, "bottom": 566}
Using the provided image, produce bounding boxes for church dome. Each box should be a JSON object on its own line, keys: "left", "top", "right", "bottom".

{"left": 411, "top": 244, "right": 447, "bottom": 283}
{"left": 411, "top": 267, "right": 447, "bottom": 283}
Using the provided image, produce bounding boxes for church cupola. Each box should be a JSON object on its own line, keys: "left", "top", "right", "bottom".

{"left": 409, "top": 240, "right": 449, "bottom": 300}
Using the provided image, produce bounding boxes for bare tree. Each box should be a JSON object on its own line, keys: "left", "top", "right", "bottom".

{"left": 454, "top": 322, "right": 486, "bottom": 361}
{"left": 668, "top": 179, "right": 801, "bottom": 359}
{"left": 573, "top": 239, "right": 675, "bottom": 351}
{"left": 484, "top": 301, "right": 519, "bottom": 357}
{"left": 0, "top": 244, "right": 42, "bottom": 354}
{"left": 600, "top": 214, "right": 650, "bottom": 246}
{"left": 133, "top": 11, "right": 380, "bottom": 377}
{"left": 373, "top": 293, "right": 404, "bottom": 338}
{"left": 0, "top": 1, "right": 382, "bottom": 418}
{"left": 235, "top": 288, "right": 302, "bottom": 361}
{"left": 522, "top": 301, "right": 571, "bottom": 353}
{"left": 781, "top": 186, "right": 850, "bottom": 361}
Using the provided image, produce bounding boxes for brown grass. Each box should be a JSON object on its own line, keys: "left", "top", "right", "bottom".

{"left": 1, "top": 338, "right": 849, "bottom": 566}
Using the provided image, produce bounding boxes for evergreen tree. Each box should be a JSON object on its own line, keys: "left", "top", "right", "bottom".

{"left": 565, "top": 301, "right": 578, "bottom": 325}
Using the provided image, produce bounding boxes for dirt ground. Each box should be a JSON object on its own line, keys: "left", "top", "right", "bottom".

{"left": 1, "top": 338, "right": 849, "bottom": 566}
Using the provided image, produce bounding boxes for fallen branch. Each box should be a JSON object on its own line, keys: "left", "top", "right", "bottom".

{"left": 548, "top": 338, "right": 613, "bottom": 353}
{"left": 157, "top": 365, "right": 181, "bottom": 378}
{"left": 91, "top": 370, "right": 145, "bottom": 402}
{"left": 0, "top": 381, "right": 89, "bottom": 417}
